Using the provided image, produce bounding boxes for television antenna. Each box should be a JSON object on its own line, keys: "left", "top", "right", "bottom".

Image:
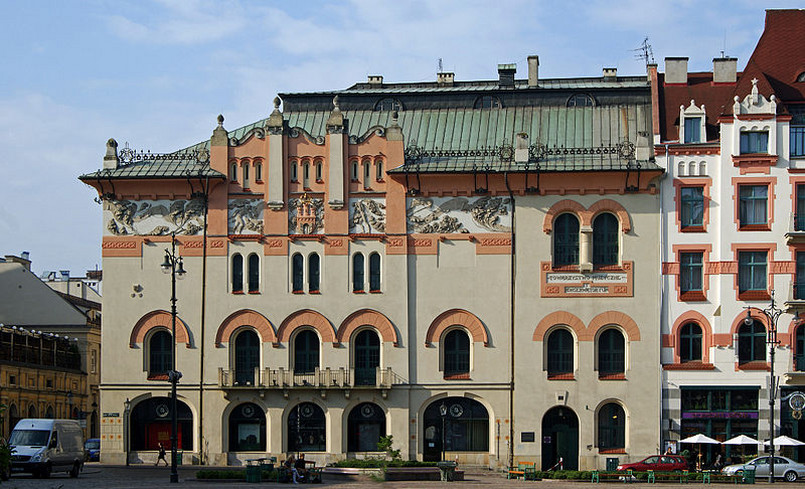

{"left": 633, "top": 37, "right": 655, "bottom": 66}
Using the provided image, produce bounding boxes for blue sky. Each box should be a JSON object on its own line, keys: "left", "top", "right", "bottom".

{"left": 0, "top": 0, "right": 800, "bottom": 276}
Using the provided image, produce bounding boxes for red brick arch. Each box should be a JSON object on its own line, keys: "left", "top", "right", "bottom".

{"left": 215, "top": 309, "right": 277, "bottom": 347}
{"left": 671, "top": 311, "right": 713, "bottom": 363}
{"left": 337, "top": 309, "right": 398, "bottom": 346}
{"left": 533, "top": 311, "right": 586, "bottom": 341}
{"left": 586, "top": 311, "right": 640, "bottom": 341}
{"left": 729, "top": 308, "right": 770, "bottom": 335}
{"left": 277, "top": 309, "right": 336, "bottom": 344}
{"left": 587, "top": 199, "right": 631, "bottom": 232}
{"left": 543, "top": 200, "right": 587, "bottom": 234}
{"left": 425, "top": 309, "right": 488, "bottom": 347}
{"left": 129, "top": 310, "right": 191, "bottom": 348}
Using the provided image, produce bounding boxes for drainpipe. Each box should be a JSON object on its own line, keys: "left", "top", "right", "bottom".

{"left": 505, "top": 171, "right": 516, "bottom": 470}
{"left": 659, "top": 144, "right": 669, "bottom": 452}
{"left": 198, "top": 176, "right": 210, "bottom": 465}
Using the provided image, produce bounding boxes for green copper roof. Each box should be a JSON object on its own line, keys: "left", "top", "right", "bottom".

{"left": 79, "top": 157, "right": 224, "bottom": 181}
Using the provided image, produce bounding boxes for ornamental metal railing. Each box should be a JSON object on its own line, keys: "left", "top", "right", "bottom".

{"left": 218, "top": 366, "right": 406, "bottom": 389}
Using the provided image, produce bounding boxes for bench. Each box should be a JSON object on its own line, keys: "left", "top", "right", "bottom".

{"left": 592, "top": 470, "right": 634, "bottom": 482}
{"left": 508, "top": 463, "right": 538, "bottom": 480}
{"left": 701, "top": 472, "right": 751, "bottom": 484}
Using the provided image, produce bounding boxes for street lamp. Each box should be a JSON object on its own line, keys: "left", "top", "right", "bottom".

{"left": 745, "top": 290, "right": 783, "bottom": 484}
{"left": 161, "top": 233, "right": 185, "bottom": 484}
{"left": 440, "top": 402, "right": 447, "bottom": 462}
{"left": 124, "top": 398, "right": 131, "bottom": 467}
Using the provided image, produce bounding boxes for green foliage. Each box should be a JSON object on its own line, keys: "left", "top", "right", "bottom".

{"left": 0, "top": 404, "right": 12, "bottom": 479}
{"left": 377, "top": 435, "right": 401, "bottom": 461}
{"left": 333, "top": 459, "right": 437, "bottom": 468}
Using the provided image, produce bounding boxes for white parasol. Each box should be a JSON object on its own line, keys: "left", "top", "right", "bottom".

{"left": 765, "top": 435, "right": 805, "bottom": 447}
{"left": 723, "top": 435, "right": 760, "bottom": 445}
{"left": 680, "top": 433, "right": 721, "bottom": 471}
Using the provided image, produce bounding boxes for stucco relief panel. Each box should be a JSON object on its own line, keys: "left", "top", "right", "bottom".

{"left": 349, "top": 198, "right": 386, "bottom": 234}
{"left": 406, "top": 196, "right": 512, "bottom": 234}
{"left": 288, "top": 197, "right": 324, "bottom": 234}
{"left": 104, "top": 198, "right": 205, "bottom": 236}
{"left": 228, "top": 199, "right": 264, "bottom": 235}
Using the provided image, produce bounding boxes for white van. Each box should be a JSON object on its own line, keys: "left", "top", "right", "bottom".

{"left": 9, "top": 419, "right": 84, "bottom": 478}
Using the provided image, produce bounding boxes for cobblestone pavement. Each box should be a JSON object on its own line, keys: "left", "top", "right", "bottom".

{"left": 1, "top": 464, "right": 779, "bottom": 489}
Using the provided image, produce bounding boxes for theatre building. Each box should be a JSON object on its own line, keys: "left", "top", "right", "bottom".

{"left": 81, "top": 58, "right": 663, "bottom": 468}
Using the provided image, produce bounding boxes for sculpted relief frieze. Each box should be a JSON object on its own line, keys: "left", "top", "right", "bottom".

{"left": 350, "top": 198, "right": 386, "bottom": 234}
{"left": 104, "top": 199, "right": 205, "bottom": 236}
{"left": 228, "top": 199, "right": 264, "bottom": 235}
{"left": 288, "top": 196, "right": 324, "bottom": 234}
{"left": 406, "top": 196, "right": 512, "bottom": 234}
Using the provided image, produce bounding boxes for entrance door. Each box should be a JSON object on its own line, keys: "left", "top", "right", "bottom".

{"left": 542, "top": 407, "right": 579, "bottom": 471}
{"left": 354, "top": 330, "right": 380, "bottom": 386}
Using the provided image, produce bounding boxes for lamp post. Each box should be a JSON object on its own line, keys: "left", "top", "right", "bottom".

{"left": 124, "top": 398, "right": 131, "bottom": 466}
{"left": 161, "top": 233, "right": 185, "bottom": 483}
{"left": 440, "top": 402, "right": 447, "bottom": 462}
{"left": 745, "top": 290, "right": 783, "bottom": 484}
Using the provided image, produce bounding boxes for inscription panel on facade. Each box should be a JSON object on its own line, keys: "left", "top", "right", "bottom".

{"left": 406, "top": 196, "right": 512, "bottom": 234}
{"left": 541, "top": 261, "right": 633, "bottom": 297}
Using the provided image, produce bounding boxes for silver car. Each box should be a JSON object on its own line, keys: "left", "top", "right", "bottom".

{"left": 722, "top": 456, "right": 805, "bottom": 482}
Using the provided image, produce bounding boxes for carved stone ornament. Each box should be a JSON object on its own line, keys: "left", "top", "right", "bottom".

{"left": 406, "top": 196, "right": 512, "bottom": 234}
{"left": 350, "top": 198, "right": 386, "bottom": 233}
{"left": 228, "top": 199, "right": 264, "bottom": 235}
{"left": 289, "top": 195, "right": 324, "bottom": 234}
{"left": 104, "top": 198, "right": 206, "bottom": 236}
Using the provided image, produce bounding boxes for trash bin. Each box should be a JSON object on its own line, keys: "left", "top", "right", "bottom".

{"left": 741, "top": 468, "right": 755, "bottom": 484}
{"left": 173, "top": 451, "right": 183, "bottom": 466}
{"left": 606, "top": 458, "right": 619, "bottom": 472}
{"left": 245, "top": 463, "right": 261, "bottom": 483}
{"left": 437, "top": 461, "right": 457, "bottom": 482}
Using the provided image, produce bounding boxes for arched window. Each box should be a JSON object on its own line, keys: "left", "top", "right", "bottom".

{"left": 679, "top": 322, "right": 702, "bottom": 363}
{"left": 554, "top": 214, "right": 580, "bottom": 267}
{"left": 27, "top": 405, "right": 37, "bottom": 418}
{"left": 294, "top": 330, "right": 320, "bottom": 374}
{"left": 796, "top": 325, "right": 805, "bottom": 372}
{"left": 292, "top": 253, "right": 304, "bottom": 293}
{"left": 699, "top": 161, "right": 707, "bottom": 176}
{"left": 308, "top": 253, "right": 320, "bottom": 293}
{"left": 598, "top": 328, "right": 625, "bottom": 376}
{"left": 130, "top": 397, "right": 193, "bottom": 450}
{"left": 353, "top": 330, "right": 380, "bottom": 386}
{"left": 363, "top": 161, "right": 371, "bottom": 189}
{"left": 348, "top": 402, "right": 386, "bottom": 451}
{"left": 230, "top": 163, "right": 238, "bottom": 182}
{"left": 242, "top": 163, "right": 250, "bottom": 188}
{"left": 288, "top": 402, "right": 326, "bottom": 452}
{"left": 149, "top": 330, "right": 172, "bottom": 376}
{"left": 376, "top": 160, "right": 384, "bottom": 181}
{"left": 678, "top": 162, "right": 686, "bottom": 176}
{"left": 374, "top": 98, "right": 402, "bottom": 111}
{"left": 352, "top": 253, "right": 364, "bottom": 292}
{"left": 444, "top": 329, "right": 470, "bottom": 377}
{"left": 232, "top": 254, "right": 243, "bottom": 293}
{"left": 255, "top": 162, "right": 263, "bottom": 182}
{"left": 567, "top": 94, "right": 595, "bottom": 107}
{"left": 248, "top": 254, "right": 259, "bottom": 293}
{"left": 688, "top": 161, "right": 696, "bottom": 176}
{"left": 369, "top": 253, "right": 381, "bottom": 292}
{"left": 302, "top": 162, "right": 310, "bottom": 188}
{"left": 593, "top": 213, "right": 619, "bottom": 267}
{"left": 738, "top": 320, "right": 766, "bottom": 364}
{"left": 45, "top": 405, "right": 54, "bottom": 418}
{"left": 423, "top": 397, "right": 488, "bottom": 459}
{"left": 598, "top": 403, "right": 625, "bottom": 450}
{"left": 290, "top": 161, "right": 298, "bottom": 182}
{"left": 229, "top": 403, "right": 266, "bottom": 452}
{"left": 351, "top": 161, "right": 359, "bottom": 181}
{"left": 474, "top": 95, "right": 501, "bottom": 109}
{"left": 547, "top": 329, "right": 574, "bottom": 376}
{"left": 234, "top": 330, "right": 260, "bottom": 386}
{"left": 315, "top": 161, "right": 323, "bottom": 181}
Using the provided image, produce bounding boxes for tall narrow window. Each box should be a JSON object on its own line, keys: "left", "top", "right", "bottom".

{"left": 796, "top": 325, "right": 805, "bottom": 372}
{"left": 363, "top": 161, "right": 371, "bottom": 189}
{"left": 315, "top": 161, "right": 322, "bottom": 181}
{"left": 598, "top": 329, "right": 625, "bottom": 376}
{"left": 679, "top": 323, "right": 702, "bottom": 363}
{"left": 739, "top": 185, "right": 768, "bottom": 227}
{"left": 248, "top": 253, "right": 259, "bottom": 293}
{"left": 369, "top": 252, "right": 381, "bottom": 292}
{"left": 303, "top": 162, "right": 310, "bottom": 188}
{"left": 796, "top": 184, "right": 805, "bottom": 231}
{"left": 290, "top": 161, "right": 298, "bottom": 182}
{"left": 149, "top": 331, "right": 172, "bottom": 376}
{"left": 376, "top": 160, "right": 384, "bottom": 181}
{"left": 242, "top": 163, "right": 250, "bottom": 189}
{"left": 230, "top": 163, "right": 238, "bottom": 182}
{"left": 292, "top": 253, "right": 304, "bottom": 293}
{"left": 684, "top": 117, "right": 702, "bottom": 143}
{"left": 351, "top": 161, "right": 359, "bottom": 181}
{"left": 680, "top": 187, "right": 704, "bottom": 229}
{"left": 234, "top": 330, "right": 259, "bottom": 385}
{"left": 444, "top": 329, "right": 470, "bottom": 377}
{"left": 255, "top": 162, "right": 263, "bottom": 182}
{"left": 593, "top": 213, "right": 618, "bottom": 267}
{"left": 547, "top": 329, "right": 574, "bottom": 376}
{"left": 352, "top": 253, "right": 364, "bottom": 292}
{"left": 294, "top": 330, "right": 319, "bottom": 374}
{"left": 738, "top": 320, "right": 766, "bottom": 364}
{"left": 680, "top": 252, "right": 703, "bottom": 295}
{"left": 791, "top": 107, "right": 805, "bottom": 157}
{"left": 738, "top": 251, "right": 767, "bottom": 293}
{"left": 554, "top": 214, "right": 579, "bottom": 267}
{"left": 232, "top": 254, "right": 244, "bottom": 293}
{"left": 740, "top": 131, "right": 769, "bottom": 154}
{"left": 797, "top": 252, "right": 805, "bottom": 300}
{"left": 353, "top": 331, "right": 380, "bottom": 386}
{"left": 598, "top": 403, "right": 625, "bottom": 450}
{"left": 308, "top": 253, "right": 320, "bottom": 293}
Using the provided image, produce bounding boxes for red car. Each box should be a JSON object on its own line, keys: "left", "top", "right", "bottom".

{"left": 617, "top": 455, "right": 689, "bottom": 472}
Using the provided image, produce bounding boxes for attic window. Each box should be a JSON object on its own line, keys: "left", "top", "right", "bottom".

{"left": 567, "top": 94, "right": 595, "bottom": 107}
{"left": 797, "top": 72, "right": 805, "bottom": 83}
{"left": 474, "top": 96, "right": 502, "bottom": 109}
{"left": 375, "top": 98, "right": 402, "bottom": 111}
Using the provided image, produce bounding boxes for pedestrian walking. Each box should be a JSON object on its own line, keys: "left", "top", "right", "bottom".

{"left": 156, "top": 442, "right": 168, "bottom": 466}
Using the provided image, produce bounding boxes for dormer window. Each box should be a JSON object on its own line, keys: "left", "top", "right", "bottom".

{"left": 567, "top": 94, "right": 594, "bottom": 107}
{"left": 740, "top": 131, "right": 769, "bottom": 154}
{"left": 375, "top": 98, "right": 402, "bottom": 111}
{"left": 474, "top": 96, "right": 501, "bottom": 109}
{"left": 684, "top": 117, "right": 702, "bottom": 143}
{"left": 679, "top": 100, "right": 706, "bottom": 144}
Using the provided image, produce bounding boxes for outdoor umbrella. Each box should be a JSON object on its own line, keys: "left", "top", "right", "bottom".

{"left": 723, "top": 435, "right": 760, "bottom": 463}
{"left": 764, "top": 435, "right": 805, "bottom": 447}
{"left": 680, "top": 434, "right": 721, "bottom": 471}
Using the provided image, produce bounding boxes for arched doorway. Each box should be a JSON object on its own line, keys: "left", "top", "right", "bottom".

{"left": 423, "top": 397, "right": 489, "bottom": 462}
{"left": 229, "top": 403, "right": 266, "bottom": 452}
{"left": 347, "top": 402, "right": 386, "bottom": 452}
{"left": 130, "top": 397, "right": 193, "bottom": 450}
{"left": 288, "top": 402, "right": 325, "bottom": 452}
{"left": 354, "top": 330, "right": 380, "bottom": 386}
{"left": 542, "top": 406, "right": 579, "bottom": 470}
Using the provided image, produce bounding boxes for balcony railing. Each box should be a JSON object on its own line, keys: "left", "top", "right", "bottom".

{"left": 786, "top": 214, "right": 805, "bottom": 243}
{"left": 218, "top": 366, "right": 406, "bottom": 390}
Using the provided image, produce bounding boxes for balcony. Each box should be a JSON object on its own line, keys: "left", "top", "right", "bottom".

{"left": 784, "top": 281, "right": 805, "bottom": 313}
{"left": 218, "top": 366, "right": 406, "bottom": 398}
{"left": 785, "top": 214, "right": 805, "bottom": 244}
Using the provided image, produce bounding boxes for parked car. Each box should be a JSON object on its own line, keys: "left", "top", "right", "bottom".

{"left": 617, "top": 455, "right": 689, "bottom": 472}
{"left": 722, "top": 456, "right": 805, "bottom": 482}
{"left": 9, "top": 419, "right": 84, "bottom": 478}
{"left": 84, "top": 439, "right": 100, "bottom": 462}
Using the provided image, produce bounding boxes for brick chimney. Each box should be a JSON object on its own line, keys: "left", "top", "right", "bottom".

{"left": 527, "top": 56, "right": 539, "bottom": 87}
{"left": 437, "top": 72, "right": 455, "bottom": 86}
{"left": 664, "top": 57, "right": 688, "bottom": 85}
